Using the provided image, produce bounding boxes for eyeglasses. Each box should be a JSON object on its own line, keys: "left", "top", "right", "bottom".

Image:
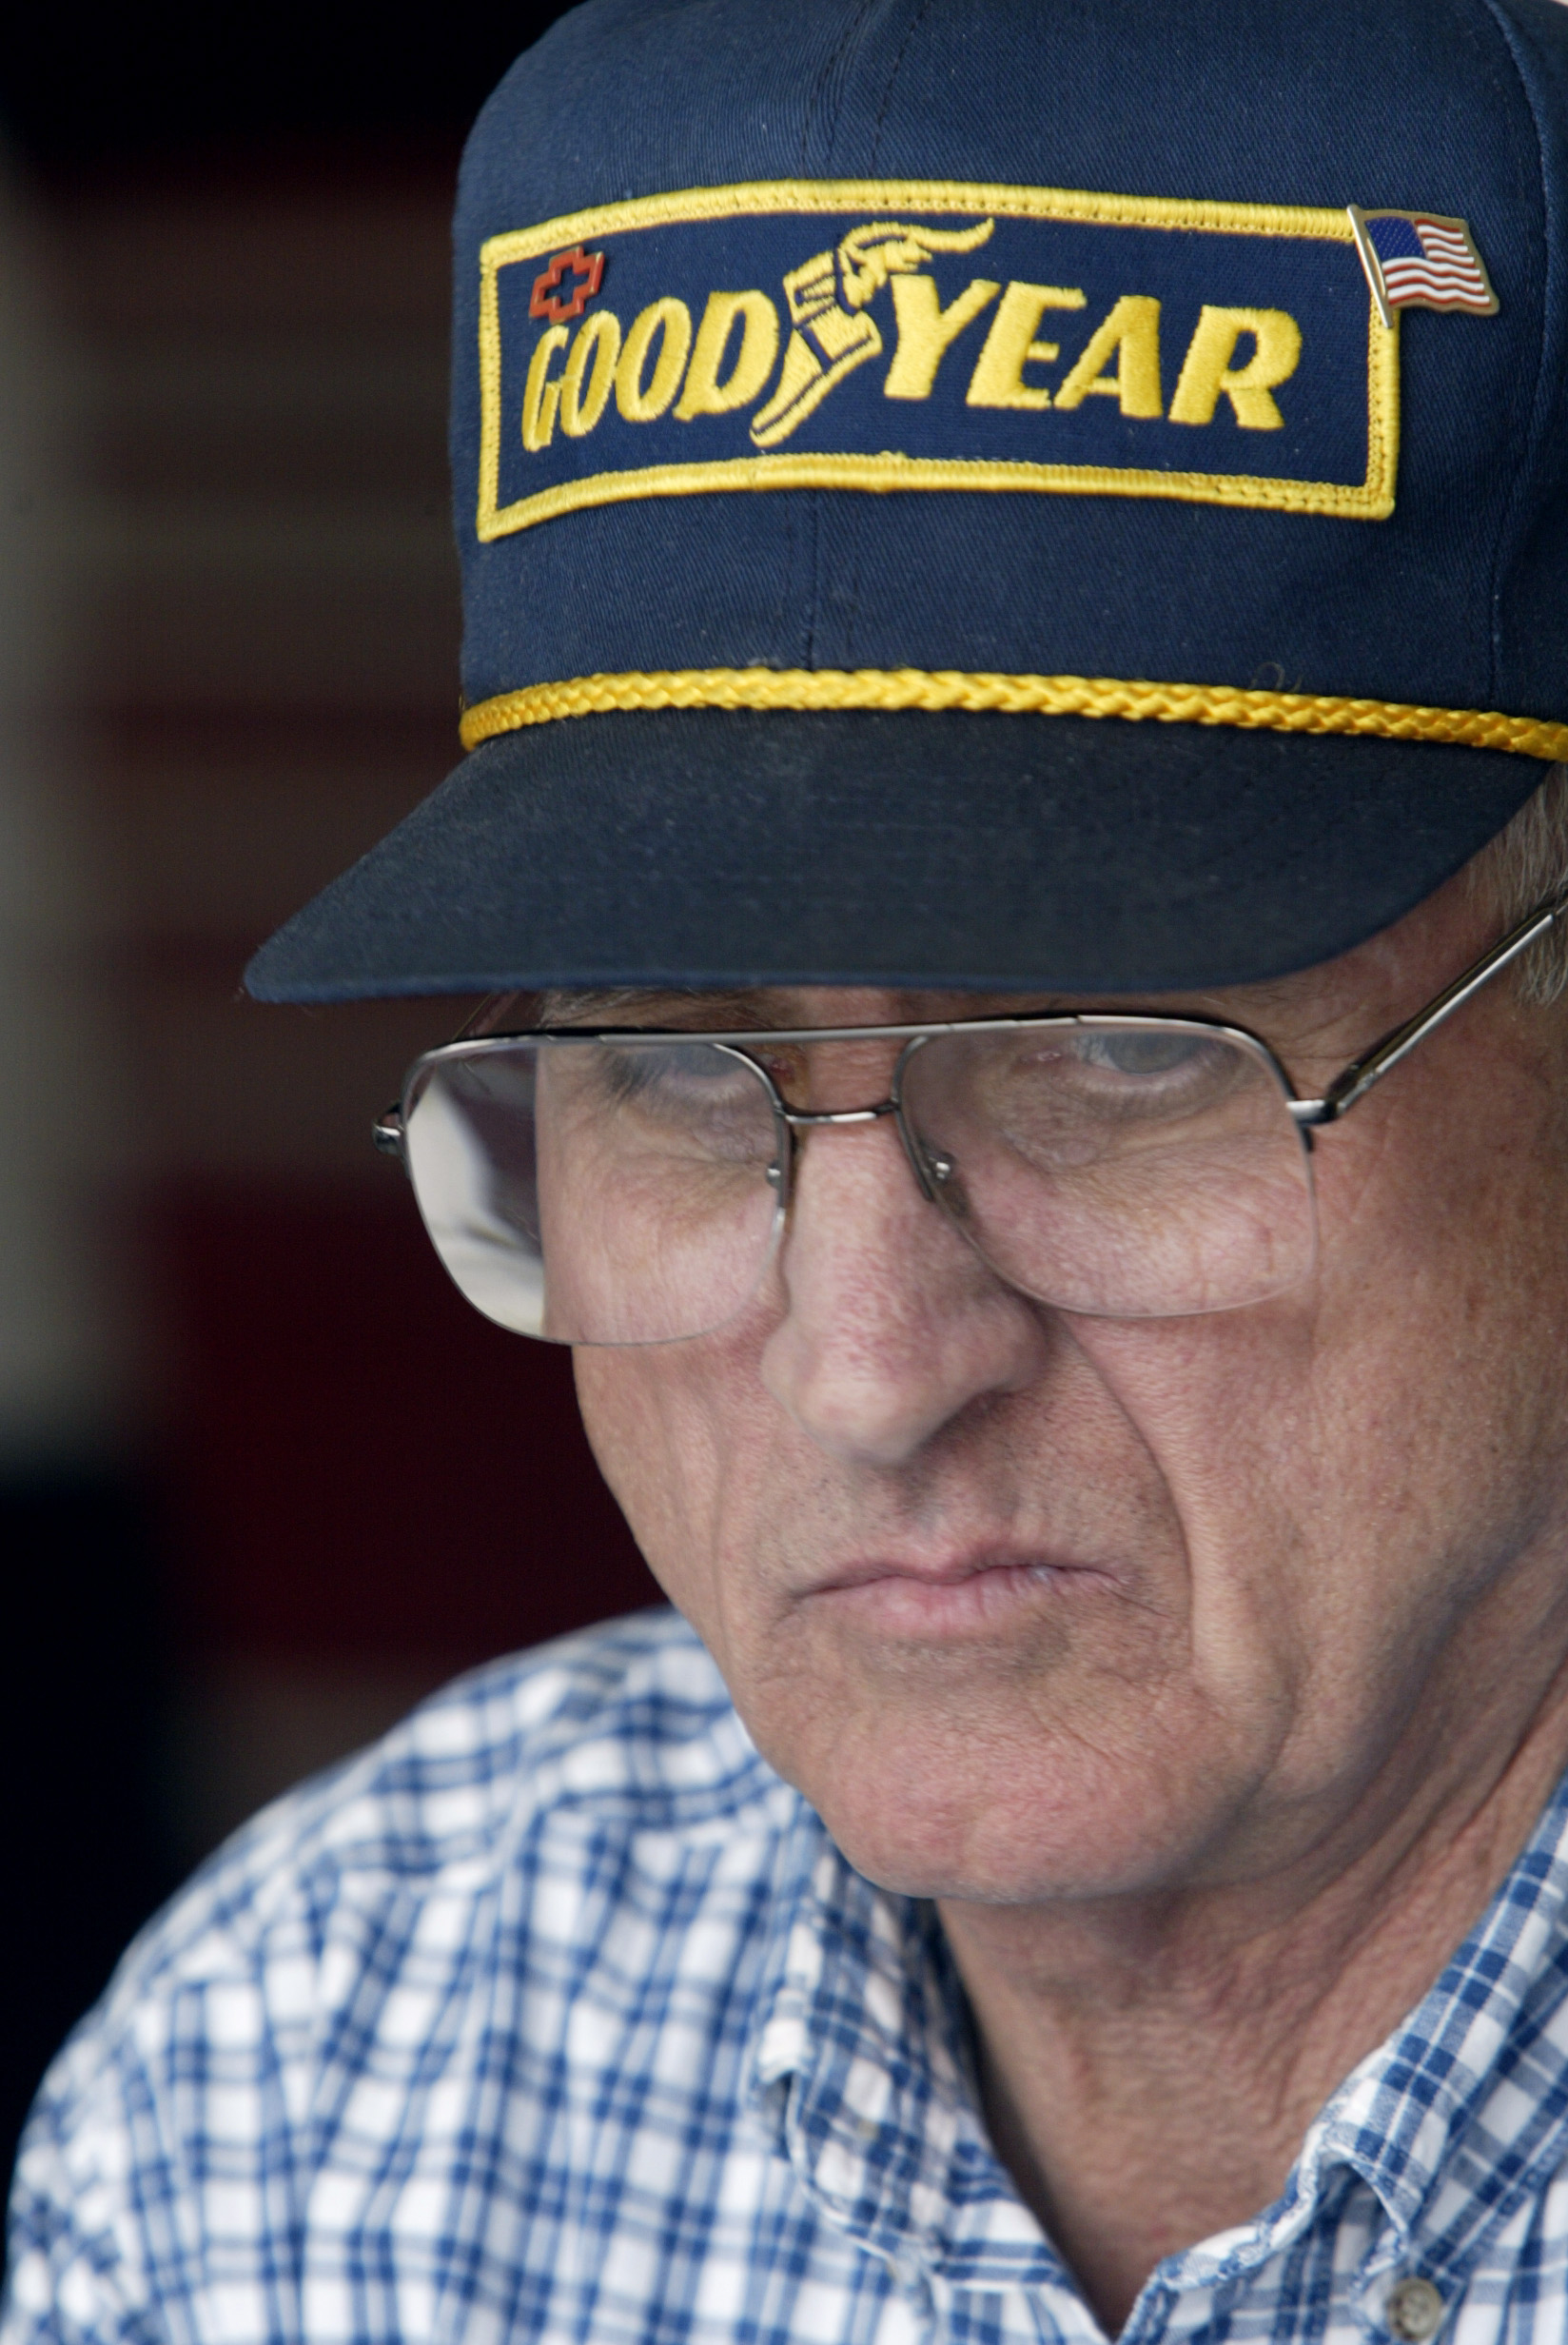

{"left": 374, "top": 888, "right": 1566, "bottom": 1344}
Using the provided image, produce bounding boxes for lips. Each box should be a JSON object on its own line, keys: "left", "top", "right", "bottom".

{"left": 807, "top": 1548, "right": 1122, "bottom": 1634}
{"left": 814, "top": 1547, "right": 1111, "bottom": 1591}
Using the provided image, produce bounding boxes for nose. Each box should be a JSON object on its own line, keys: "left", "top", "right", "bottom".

{"left": 758, "top": 1113, "right": 1051, "bottom": 1468}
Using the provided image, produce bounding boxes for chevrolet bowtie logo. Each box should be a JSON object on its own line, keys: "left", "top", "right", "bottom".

{"left": 530, "top": 246, "right": 606, "bottom": 325}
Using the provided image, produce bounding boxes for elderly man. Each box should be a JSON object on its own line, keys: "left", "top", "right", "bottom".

{"left": 10, "top": 0, "right": 1568, "bottom": 2338}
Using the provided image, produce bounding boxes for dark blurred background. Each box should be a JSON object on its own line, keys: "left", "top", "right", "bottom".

{"left": 0, "top": 0, "right": 664, "bottom": 2197}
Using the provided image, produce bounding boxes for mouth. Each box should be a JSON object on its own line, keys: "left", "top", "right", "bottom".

{"left": 808, "top": 1548, "right": 1123, "bottom": 1636}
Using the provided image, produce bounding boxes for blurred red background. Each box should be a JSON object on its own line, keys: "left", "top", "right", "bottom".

{"left": 0, "top": 1, "right": 667, "bottom": 2182}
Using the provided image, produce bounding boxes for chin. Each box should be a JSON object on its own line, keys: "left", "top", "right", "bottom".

{"left": 783, "top": 1727, "right": 1232, "bottom": 1906}
{"left": 822, "top": 1811, "right": 1202, "bottom": 1906}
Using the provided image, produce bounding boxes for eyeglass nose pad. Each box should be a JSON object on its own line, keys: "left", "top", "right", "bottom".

{"left": 888, "top": 1036, "right": 951, "bottom": 1208}
{"left": 889, "top": 1110, "right": 958, "bottom": 1208}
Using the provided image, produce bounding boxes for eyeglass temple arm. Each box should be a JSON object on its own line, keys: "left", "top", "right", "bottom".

{"left": 1289, "top": 888, "right": 1568, "bottom": 1130}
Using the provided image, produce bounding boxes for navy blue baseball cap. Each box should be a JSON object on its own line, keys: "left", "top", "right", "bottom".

{"left": 246, "top": 0, "right": 1568, "bottom": 1004}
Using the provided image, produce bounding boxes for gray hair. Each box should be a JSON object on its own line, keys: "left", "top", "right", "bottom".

{"left": 1468, "top": 763, "right": 1568, "bottom": 1006}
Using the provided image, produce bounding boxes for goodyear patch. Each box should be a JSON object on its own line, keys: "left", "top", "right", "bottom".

{"left": 476, "top": 179, "right": 1403, "bottom": 542}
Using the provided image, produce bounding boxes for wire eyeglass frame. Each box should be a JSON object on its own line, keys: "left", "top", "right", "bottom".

{"left": 372, "top": 884, "right": 1568, "bottom": 1331}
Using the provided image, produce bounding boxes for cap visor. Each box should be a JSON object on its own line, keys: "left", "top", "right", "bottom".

{"left": 245, "top": 708, "right": 1543, "bottom": 1002}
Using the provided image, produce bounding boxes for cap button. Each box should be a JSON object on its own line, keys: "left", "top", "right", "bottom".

{"left": 1385, "top": 2276, "right": 1444, "bottom": 2339}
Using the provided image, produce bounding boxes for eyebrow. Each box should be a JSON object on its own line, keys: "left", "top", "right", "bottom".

{"left": 540, "top": 986, "right": 798, "bottom": 1029}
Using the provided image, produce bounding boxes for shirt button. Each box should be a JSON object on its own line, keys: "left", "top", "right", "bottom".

{"left": 1385, "top": 2277, "right": 1444, "bottom": 2339}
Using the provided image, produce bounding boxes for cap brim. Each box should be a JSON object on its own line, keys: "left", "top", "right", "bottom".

{"left": 244, "top": 709, "right": 1543, "bottom": 1002}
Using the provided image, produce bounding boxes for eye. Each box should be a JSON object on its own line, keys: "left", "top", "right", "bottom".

{"left": 581, "top": 1045, "right": 779, "bottom": 1166}
{"left": 1068, "top": 1029, "right": 1222, "bottom": 1078}
{"left": 601, "top": 1044, "right": 759, "bottom": 1107}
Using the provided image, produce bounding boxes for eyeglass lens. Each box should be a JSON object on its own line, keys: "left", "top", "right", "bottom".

{"left": 400, "top": 1024, "right": 1317, "bottom": 1344}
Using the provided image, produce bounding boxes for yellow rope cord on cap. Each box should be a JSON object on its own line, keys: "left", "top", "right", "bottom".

{"left": 457, "top": 667, "right": 1568, "bottom": 762}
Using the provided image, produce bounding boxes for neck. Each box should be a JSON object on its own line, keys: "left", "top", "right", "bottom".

{"left": 938, "top": 1668, "right": 1568, "bottom": 2336}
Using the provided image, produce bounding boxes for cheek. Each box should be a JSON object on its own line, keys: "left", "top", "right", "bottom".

{"left": 1092, "top": 1062, "right": 1568, "bottom": 1749}
{"left": 572, "top": 1324, "right": 771, "bottom": 1643}
{"left": 1313, "top": 1049, "right": 1568, "bottom": 1461}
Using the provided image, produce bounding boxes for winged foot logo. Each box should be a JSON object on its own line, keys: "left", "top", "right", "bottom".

{"left": 753, "top": 218, "right": 998, "bottom": 445}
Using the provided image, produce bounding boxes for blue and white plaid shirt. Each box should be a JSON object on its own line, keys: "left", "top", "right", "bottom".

{"left": 9, "top": 1608, "right": 1568, "bottom": 2345}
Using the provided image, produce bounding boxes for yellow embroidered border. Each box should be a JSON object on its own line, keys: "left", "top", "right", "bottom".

{"left": 482, "top": 177, "right": 1356, "bottom": 274}
{"left": 458, "top": 668, "right": 1568, "bottom": 762}
{"left": 477, "top": 179, "right": 1398, "bottom": 542}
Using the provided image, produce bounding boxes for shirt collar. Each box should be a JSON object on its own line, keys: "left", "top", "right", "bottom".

{"left": 745, "top": 1767, "right": 1568, "bottom": 2298}
{"left": 1303, "top": 1764, "right": 1568, "bottom": 2274}
{"left": 746, "top": 1796, "right": 1068, "bottom": 2290}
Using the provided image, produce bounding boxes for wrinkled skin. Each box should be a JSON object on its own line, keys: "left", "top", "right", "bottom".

{"left": 570, "top": 864, "right": 1568, "bottom": 2325}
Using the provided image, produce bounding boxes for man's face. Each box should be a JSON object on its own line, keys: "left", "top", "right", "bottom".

{"left": 571, "top": 870, "right": 1568, "bottom": 1909}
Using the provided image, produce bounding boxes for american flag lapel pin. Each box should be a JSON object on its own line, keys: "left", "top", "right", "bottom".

{"left": 1347, "top": 205, "right": 1499, "bottom": 327}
